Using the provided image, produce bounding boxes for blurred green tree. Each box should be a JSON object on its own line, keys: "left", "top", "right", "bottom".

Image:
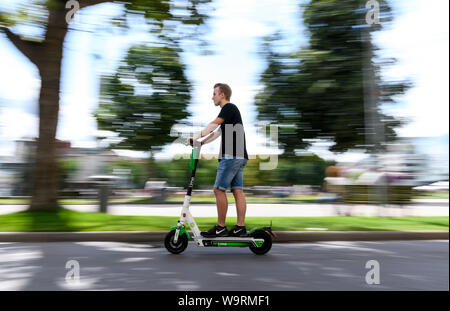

{"left": 0, "top": 0, "right": 211, "bottom": 211}
{"left": 255, "top": 0, "right": 411, "bottom": 157}
{"left": 94, "top": 45, "right": 191, "bottom": 174}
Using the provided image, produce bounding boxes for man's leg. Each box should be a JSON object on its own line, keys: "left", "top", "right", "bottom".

{"left": 214, "top": 187, "right": 228, "bottom": 227}
{"left": 231, "top": 188, "right": 246, "bottom": 226}
{"left": 230, "top": 159, "right": 248, "bottom": 227}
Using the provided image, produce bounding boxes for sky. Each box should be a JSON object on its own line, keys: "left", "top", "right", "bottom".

{"left": 0, "top": 0, "right": 448, "bottom": 169}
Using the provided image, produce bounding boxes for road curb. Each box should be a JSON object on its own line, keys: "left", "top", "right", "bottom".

{"left": 0, "top": 231, "right": 447, "bottom": 243}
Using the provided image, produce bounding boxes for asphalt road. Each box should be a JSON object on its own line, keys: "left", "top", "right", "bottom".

{"left": 0, "top": 240, "right": 447, "bottom": 291}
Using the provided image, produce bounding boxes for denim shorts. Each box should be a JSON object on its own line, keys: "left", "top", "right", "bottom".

{"left": 214, "top": 157, "right": 248, "bottom": 191}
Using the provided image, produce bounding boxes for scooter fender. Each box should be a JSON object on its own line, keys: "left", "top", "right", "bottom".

{"left": 170, "top": 226, "right": 191, "bottom": 239}
{"left": 248, "top": 227, "right": 277, "bottom": 239}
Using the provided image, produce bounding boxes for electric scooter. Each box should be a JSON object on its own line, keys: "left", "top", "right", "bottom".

{"left": 164, "top": 139, "right": 276, "bottom": 255}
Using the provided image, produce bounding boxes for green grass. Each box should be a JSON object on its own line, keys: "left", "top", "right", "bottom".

{"left": 0, "top": 198, "right": 30, "bottom": 205}
{"left": 0, "top": 208, "right": 447, "bottom": 232}
{"left": 415, "top": 193, "right": 449, "bottom": 199}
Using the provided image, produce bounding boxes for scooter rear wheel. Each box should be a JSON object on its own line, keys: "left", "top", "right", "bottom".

{"left": 249, "top": 230, "right": 272, "bottom": 255}
{"left": 164, "top": 230, "right": 188, "bottom": 254}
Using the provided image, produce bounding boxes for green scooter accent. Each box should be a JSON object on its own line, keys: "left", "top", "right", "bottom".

{"left": 189, "top": 147, "right": 198, "bottom": 171}
{"left": 212, "top": 241, "right": 250, "bottom": 247}
{"left": 170, "top": 226, "right": 191, "bottom": 239}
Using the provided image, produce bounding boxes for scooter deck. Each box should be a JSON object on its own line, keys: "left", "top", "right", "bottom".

{"left": 193, "top": 236, "right": 264, "bottom": 248}
{"left": 195, "top": 236, "right": 254, "bottom": 240}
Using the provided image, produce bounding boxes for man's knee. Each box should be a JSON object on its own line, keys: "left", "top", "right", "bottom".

{"left": 231, "top": 188, "right": 244, "bottom": 195}
{"left": 214, "top": 187, "right": 225, "bottom": 195}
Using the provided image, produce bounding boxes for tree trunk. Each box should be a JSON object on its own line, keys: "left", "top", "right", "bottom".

{"left": 29, "top": 6, "right": 68, "bottom": 211}
{"left": 1, "top": 0, "right": 158, "bottom": 211}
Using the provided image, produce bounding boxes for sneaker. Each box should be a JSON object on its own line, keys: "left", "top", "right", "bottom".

{"left": 201, "top": 224, "right": 228, "bottom": 237}
{"left": 228, "top": 225, "right": 247, "bottom": 237}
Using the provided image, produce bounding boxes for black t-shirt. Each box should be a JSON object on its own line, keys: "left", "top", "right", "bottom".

{"left": 217, "top": 103, "right": 248, "bottom": 160}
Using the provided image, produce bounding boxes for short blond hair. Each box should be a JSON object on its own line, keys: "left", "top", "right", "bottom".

{"left": 214, "top": 83, "right": 232, "bottom": 101}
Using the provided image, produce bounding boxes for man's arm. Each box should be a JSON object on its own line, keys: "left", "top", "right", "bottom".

{"left": 200, "top": 128, "right": 222, "bottom": 145}
{"left": 191, "top": 117, "right": 224, "bottom": 141}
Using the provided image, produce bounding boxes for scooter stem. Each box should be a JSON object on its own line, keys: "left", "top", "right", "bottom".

{"left": 187, "top": 140, "right": 202, "bottom": 196}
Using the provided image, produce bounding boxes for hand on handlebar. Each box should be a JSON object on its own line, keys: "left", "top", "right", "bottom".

{"left": 186, "top": 137, "right": 202, "bottom": 147}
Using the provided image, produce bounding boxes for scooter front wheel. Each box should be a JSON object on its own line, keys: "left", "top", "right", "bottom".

{"left": 164, "top": 230, "right": 188, "bottom": 254}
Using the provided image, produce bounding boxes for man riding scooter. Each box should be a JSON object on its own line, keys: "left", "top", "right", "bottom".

{"left": 188, "top": 83, "right": 249, "bottom": 238}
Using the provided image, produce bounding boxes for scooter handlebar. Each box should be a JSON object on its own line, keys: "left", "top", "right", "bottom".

{"left": 187, "top": 138, "right": 202, "bottom": 147}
